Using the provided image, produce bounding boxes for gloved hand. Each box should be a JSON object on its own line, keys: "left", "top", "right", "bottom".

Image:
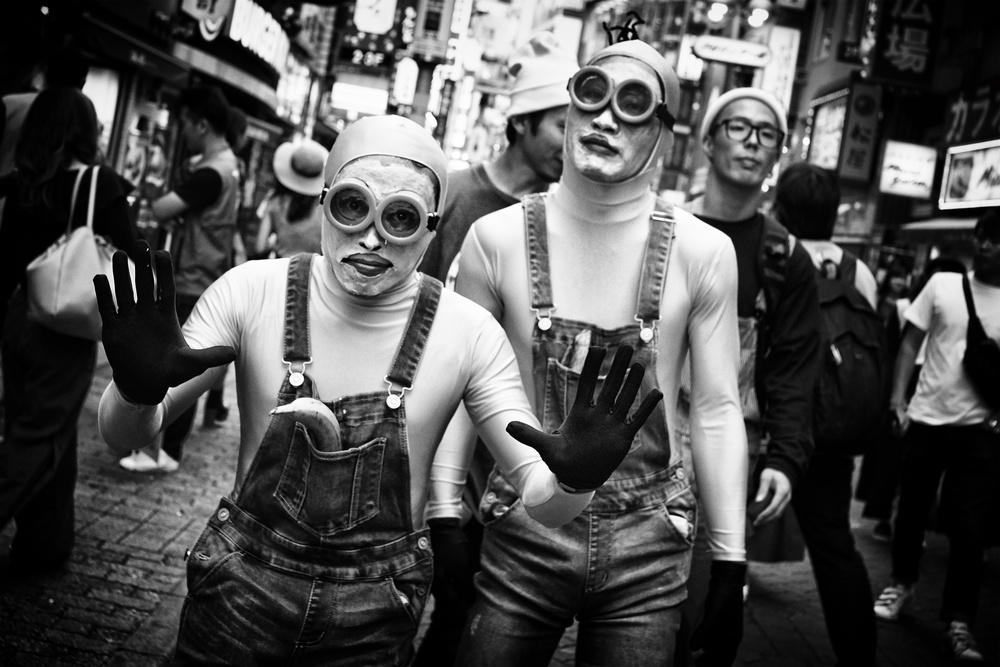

{"left": 428, "top": 518, "right": 475, "bottom": 613}
{"left": 94, "top": 241, "right": 237, "bottom": 405}
{"left": 690, "top": 560, "right": 747, "bottom": 666}
{"left": 507, "top": 346, "right": 663, "bottom": 492}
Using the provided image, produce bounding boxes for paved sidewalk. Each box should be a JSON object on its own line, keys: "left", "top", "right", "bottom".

{"left": 1, "top": 348, "right": 998, "bottom": 666}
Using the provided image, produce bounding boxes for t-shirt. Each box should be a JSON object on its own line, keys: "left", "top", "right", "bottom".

{"left": 98, "top": 257, "right": 592, "bottom": 529}
{"left": 905, "top": 271, "right": 1000, "bottom": 426}
{"left": 418, "top": 163, "right": 518, "bottom": 282}
{"left": 174, "top": 168, "right": 222, "bottom": 212}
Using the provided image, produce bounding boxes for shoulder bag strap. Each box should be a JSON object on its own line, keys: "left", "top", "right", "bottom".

{"left": 66, "top": 167, "right": 88, "bottom": 233}
{"left": 962, "top": 272, "right": 978, "bottom": 320}
{"left": 85, "top": 165, "right": 99, "bottom": 230}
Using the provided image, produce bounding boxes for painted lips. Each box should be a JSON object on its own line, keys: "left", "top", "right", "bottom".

{"left": 580, "top": 134, "right": 616, "bottom": 153}
{"left": 343, "top": 254, "right": 391, "bottom": 276}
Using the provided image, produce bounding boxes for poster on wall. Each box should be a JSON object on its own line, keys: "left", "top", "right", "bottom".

{"left": 939, "top": 138, "right": 1000, "bottom": 210}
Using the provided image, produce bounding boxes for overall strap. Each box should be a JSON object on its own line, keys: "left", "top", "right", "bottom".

{"left": 634, "top": 203, "right": 675, "bottom": 343}
{"left": 384, "top": 275, "right": 443, "bottom": 408}
{"left": 282, "top": 253, "right": 314, "bottom": 386}
{"left": 523, "top": 194, "right": 555, "bottom": 331}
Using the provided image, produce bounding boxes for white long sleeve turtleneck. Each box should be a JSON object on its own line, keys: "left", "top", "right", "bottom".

{"left": 454, "top": 151, "right": 750, "bottom": 560}
{"left": 98, "top": 256, "right": 596, "bottom": 529}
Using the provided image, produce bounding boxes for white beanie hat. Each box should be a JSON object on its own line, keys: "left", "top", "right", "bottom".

{"left": 699, "top": 87, "right": 788, "bottom": 145}
{"left": 505, "top": 32, "right": 579, "bottom": 118}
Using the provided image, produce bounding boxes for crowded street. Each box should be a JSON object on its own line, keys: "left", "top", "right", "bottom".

{"left": 1, "top": 350, "right": 997, "bottom": 666}
{"left": 3, "top": 0, "right": 1000, "bottom": 665}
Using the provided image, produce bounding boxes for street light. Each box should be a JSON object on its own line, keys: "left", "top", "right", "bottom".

{"left": 702, "top": 0, "right": 773, "bottom": 34}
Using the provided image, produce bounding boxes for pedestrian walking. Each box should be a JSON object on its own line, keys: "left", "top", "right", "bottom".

{"left": 450, "top": 26, "right": 749, "bottom": 667}
{"left": 874, "top": 208, "right": 1000, "bottom": 664}
{"left": 0, "top": 86, "right": 138, "bottom": 572}
{"left": 95, "top": 113, "right": 662, "bottom": 665}
{"left": 773, "top": 161, "right": 881, "bottom": 667}
{"left": 254, "top": 138, "right": 327, "bottom": 259}
{"left": 678, "top": 87, "right": 821, "bottom": 665}
{"left": 117, "top": 85, "right": 240, "bottom": 472}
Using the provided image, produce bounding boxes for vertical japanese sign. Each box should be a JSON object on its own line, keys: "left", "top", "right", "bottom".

{"left": 753, "top": 26, "right": 801, "bottom": 114}
{"left": 871, "top": 0, "right": 941, "bottom": 87}
{"left": 943, "top": 80, "right": 1000, "bottom": 146}
{"left": 838, "top": 82, "right": 882, "bottom": 183}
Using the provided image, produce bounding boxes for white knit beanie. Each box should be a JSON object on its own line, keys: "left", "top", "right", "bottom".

{"left": 699, "top": 87, "right": 788, "bottom": 145}
{"left": 505, "top": 32, "right": 580, "bottom": 118}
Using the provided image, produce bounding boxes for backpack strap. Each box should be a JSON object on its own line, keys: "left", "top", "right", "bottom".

{"left": 754, "top": 212, "right": 794, "bottom": 420}
{"left": 757, "top": 212, "right": 794, "bottom": 318}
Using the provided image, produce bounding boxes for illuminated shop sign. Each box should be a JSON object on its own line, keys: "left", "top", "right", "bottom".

{"left": 228, "top": 0, "right": 290, "bottom": 73}
{"left": 878, "top": 140, "right": 937, "bottom": 199}
{"left": 939, "top": 139, "right": 1000, "bottom": 210}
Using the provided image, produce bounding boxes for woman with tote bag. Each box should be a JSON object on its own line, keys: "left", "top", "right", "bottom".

{"left": 0, "top": 85, "right": 138, "bottom": 572}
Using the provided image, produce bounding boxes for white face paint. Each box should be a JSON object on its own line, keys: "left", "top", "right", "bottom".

{"left": 322, "top": 157, "right": 437, "bottom": 297}
{"left": 565, "top": 57, "right": 666, "bottom": 184}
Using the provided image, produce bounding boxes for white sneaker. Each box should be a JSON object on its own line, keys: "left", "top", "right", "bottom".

{"left": 874, "top": 583, "right": 913, "bottom": 621}
{"left": 946, "top": 621, "right": 984, "bottom": 662}
{"left": 119, "top": 450, "right": 179, "bottom": 473}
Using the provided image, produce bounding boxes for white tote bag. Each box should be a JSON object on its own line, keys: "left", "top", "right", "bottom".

{"left": 25, "top": 166, "right": 134, "bottom": 341}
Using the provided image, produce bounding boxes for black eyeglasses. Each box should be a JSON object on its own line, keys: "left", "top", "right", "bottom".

{"left": 713, "top": 117, "right": 785, "bottom": 149}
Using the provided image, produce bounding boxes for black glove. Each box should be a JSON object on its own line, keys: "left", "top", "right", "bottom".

{"left": 690, "top": 560, "right": 747, "bottom": 667}
{"left": 94, "top": 241, "right": 237, "bottom": 405}
{"left": 428, "top": 518, "right": 475, "bottom": 613}
{"left": 506, "top": 346, "right": 663, "bottom": 492}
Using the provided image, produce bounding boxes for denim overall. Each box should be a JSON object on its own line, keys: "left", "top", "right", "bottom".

{"left": 465, "top": 195, "right": 698, "bottom": 665}
{"left": 174, "top": 255, "right": 441, "bottom": 666}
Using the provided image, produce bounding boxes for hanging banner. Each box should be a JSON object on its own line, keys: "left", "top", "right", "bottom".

{"left": 837, "top": 82, "right": 882, "bottom": 183}
{"left": 752, "top": 26, "right": 801, "bottom": 113}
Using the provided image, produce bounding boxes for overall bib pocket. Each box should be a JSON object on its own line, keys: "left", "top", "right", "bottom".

{"left": 274, "top": 426, "right": 386, "bottom": 537}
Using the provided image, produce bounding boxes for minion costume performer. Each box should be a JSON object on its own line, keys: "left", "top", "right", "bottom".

{"left": 449, "top": 33, "right": 749, "bottom": 666}
{"left": 96, "top": 115, "right": 663, "bottom": 665}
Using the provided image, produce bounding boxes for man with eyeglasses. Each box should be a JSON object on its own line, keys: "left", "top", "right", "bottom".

{"left": 92, "top": 114, "right": 663, "bottom": 664}
{"left": 677, "top": 88, "right": 820, "bottom": 664}
{"left": 449, "top": 37, "right": 749, "bottom": 666}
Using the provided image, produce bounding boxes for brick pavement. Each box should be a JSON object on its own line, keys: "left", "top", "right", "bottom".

{"left": 1, "top": 348, "right": 997, "bottom": 666}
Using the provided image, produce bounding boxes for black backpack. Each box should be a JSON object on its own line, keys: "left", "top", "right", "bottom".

{"left": 757, "top": 220, "right": 886, "bottom": 454}
{"left": 811, "top": 253, "right": 887, "bottom": 453}
{"left": 961, "top": 273, "right": 1000, "bottom": 409}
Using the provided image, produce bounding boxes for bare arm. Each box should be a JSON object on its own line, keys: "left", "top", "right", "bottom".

{"left": 890, "top": 323, "right": 926, "bottom": 433}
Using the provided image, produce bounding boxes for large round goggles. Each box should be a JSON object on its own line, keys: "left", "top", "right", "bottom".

{"left": 568, "top": 66, "right": 675, "bottom": 130}
{"left": 322, "top": 178, "right": 440, "bottom": 245}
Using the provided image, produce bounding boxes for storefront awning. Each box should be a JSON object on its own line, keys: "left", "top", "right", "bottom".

{"left": 896, "top": 217, "right": 977, "bottom": 242}
{"left": 81, "top": 15, "right": 190, "bottom": 86}
{"left": 899, "top": 217, "right": 977, "bottom": 233}
{"left": 172, "top": 42, "right": 278, "bottom": 111}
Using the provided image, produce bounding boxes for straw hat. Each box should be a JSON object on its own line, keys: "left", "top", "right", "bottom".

{"left": 273, "top": 139, "right": 328, "bottom": 196}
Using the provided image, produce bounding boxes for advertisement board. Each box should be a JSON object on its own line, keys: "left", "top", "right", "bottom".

{"left": 939, "top": 139, "right": 1000, "bottom": 210}
{"left": 878, "top": 140, "right": 937, "bottom": 199}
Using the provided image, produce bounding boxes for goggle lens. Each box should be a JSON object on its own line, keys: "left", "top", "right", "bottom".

{"left": 574, "top": 71, "right": 609, "bottom": 105}
{"left": 381, "top": 200, "right": 422, "bottom": 238}
{"left": 332, "top": 188, "right": 370, "bottom": 224}
{"left": 616, "top": 82, "right": 653, "bottom": 118}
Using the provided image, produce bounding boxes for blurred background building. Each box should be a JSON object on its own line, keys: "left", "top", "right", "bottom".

{"left": 2, "top": 0, "right": 997, "bottom": 278}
